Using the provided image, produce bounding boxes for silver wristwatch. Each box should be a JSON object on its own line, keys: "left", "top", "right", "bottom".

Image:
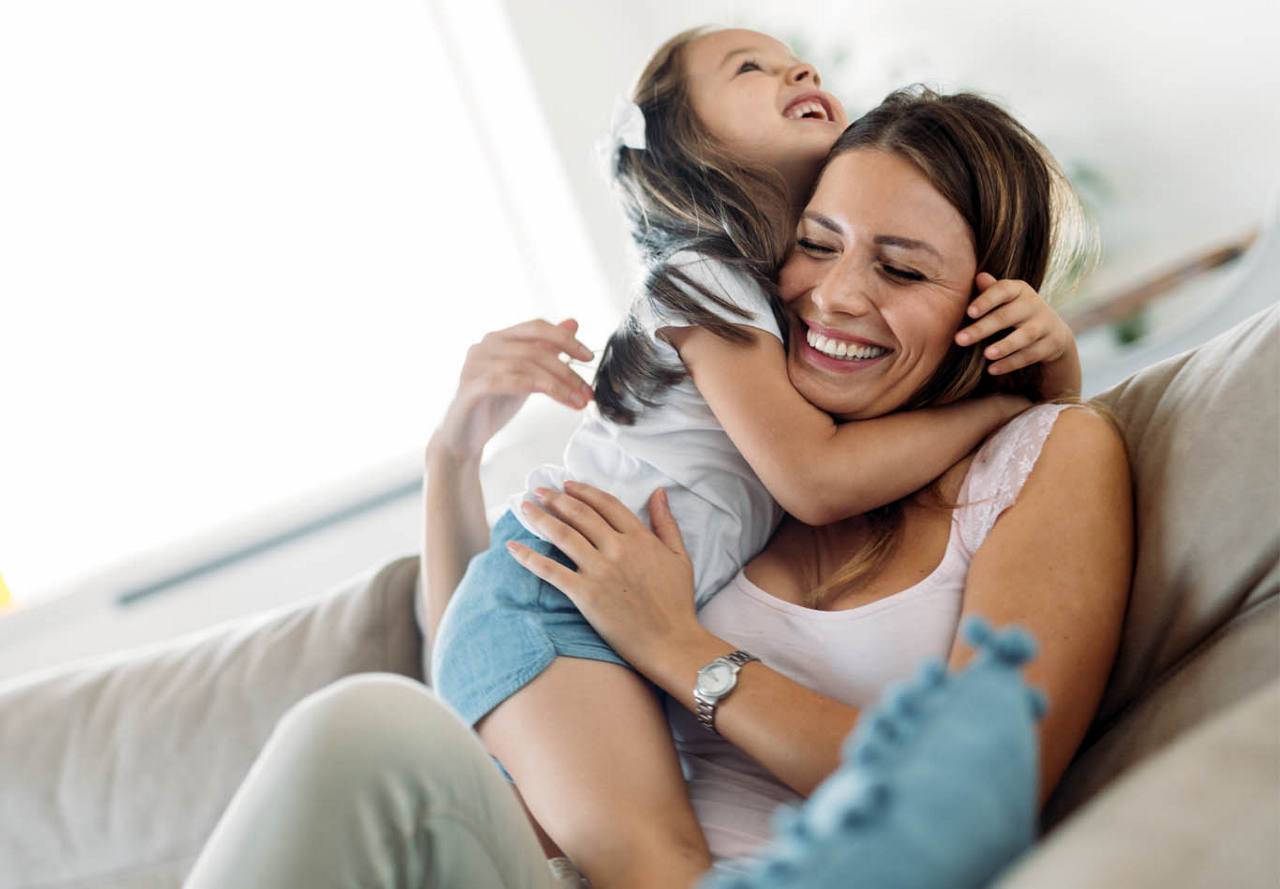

{"left": 693, "top": 650, "right": 759, "bottom": 734}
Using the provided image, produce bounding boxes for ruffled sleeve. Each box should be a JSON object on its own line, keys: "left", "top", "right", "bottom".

{"left": 955, "top": 403, "right": 1086, "bottom": 558}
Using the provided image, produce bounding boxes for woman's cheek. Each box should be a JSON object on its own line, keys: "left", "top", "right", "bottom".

{"left": 777, "top": 260, "right": 811, "bottom": 304}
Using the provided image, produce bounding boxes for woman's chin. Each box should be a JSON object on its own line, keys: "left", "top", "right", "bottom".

{"left": 788, "top": 356, "right": 883, "bottom": 419}
{"left": 789, "top": 369, "right": 864, "bottom": 418}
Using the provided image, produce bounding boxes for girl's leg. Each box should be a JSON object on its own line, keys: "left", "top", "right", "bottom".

{"left": 479, "top": 657, "right": 712, "bottom": 889}
{"left": 184, "top": 673, "right": 559, "bottom": 889}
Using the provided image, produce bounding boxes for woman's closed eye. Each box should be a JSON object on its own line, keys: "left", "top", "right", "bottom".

{"left": 797, "top": 237, "right": 836, "bottom": 256}
{"left": 881, "top": 264, "right": 926, "bottom": 282}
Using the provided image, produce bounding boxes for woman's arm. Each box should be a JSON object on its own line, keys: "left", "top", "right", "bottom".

{"left": 944, "top": 407, "right": 1132, "bottom": 804}
{"left": 508, "top": 482, "right": 861, "bottom": 797}
{"left": 420, "top": 318, "right": 595, "bottom": 645}
{"left": 666, "top": 324, "right": 1027, "bottom": 526}
{"left": 510, "top": 408, "right": 1132, "bottom": 803}
{"left": 420, "top": 441, "right": 489, "bottom": 643}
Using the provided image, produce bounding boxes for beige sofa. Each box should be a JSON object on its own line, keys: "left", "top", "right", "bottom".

{"left": 1, "top": 291, "right": 1276, "bottom": 888}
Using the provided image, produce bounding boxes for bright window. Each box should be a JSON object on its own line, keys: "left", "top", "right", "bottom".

{"left": 0, "top": 1, "right": 596, "bottom": 604}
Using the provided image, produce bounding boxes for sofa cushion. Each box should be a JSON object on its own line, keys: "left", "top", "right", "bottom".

{"left": 995, "top": 678, "right": 1280, "bottom": 889}
{"left": 1090, "top": 303, "right": 1278, "bottom": 721}
{"left": 1052, "top": 304, "right": 1280, "bottom": 824}
{"left": 0, "top": 555, "right": 421, "bottom": 889}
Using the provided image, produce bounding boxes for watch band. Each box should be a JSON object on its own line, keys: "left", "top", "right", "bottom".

{"left": 694, "top": 650, "right": 759, "bottom": 735}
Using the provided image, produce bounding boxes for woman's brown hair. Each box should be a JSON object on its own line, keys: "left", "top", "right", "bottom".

{"left": 593, "top": 27, "right": 798, "bottom": 424}
{"left": 805, "top": 85, "right": 1101, "bottom": 607}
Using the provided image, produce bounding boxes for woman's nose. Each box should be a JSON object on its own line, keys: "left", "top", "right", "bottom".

{"left": 812, "top": 269, "right": 874, "bottom": 317}
{"left": 787, "top": 62, "right": 821, "bottom": 89}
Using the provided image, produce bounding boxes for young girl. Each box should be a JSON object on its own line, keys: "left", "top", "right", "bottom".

{"left": 426, "top": 27, "right": 1083, "bottom": 888}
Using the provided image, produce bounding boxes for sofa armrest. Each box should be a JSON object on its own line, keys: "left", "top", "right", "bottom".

{"left": 995, "top": 679, "right": 1280, "bottom": 889}
{"left": 0, "top": 555, "right": 422, "bottom": 889}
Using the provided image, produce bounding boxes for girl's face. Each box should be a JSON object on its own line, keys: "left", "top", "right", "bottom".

{"left": 684, "top": 29, "right": 847, "bottom": 200}
{"left": 778, "top": 149, "right": 977, "bottom": 420}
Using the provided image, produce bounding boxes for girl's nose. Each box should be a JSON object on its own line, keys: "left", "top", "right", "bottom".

{"left": 787, "top": 62, "right": 821, "bottom": 89}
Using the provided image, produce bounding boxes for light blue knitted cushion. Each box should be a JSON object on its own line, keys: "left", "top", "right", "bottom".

{"left": 704, "top": 617, "right": 1045, "bottom": 889}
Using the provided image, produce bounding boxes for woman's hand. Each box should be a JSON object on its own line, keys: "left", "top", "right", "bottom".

{"left": 506, "top": 482, "right": 702, "bottom": 667}
{"left": 432, "top": 318, "right": 595, "bottom": 460}
{"left": 954, "top": 273, "right": 1082, "bottom": 397}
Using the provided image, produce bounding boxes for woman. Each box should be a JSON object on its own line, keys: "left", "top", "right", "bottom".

{"left": 183, "top": 91, "right": 1132, "bottom": 889}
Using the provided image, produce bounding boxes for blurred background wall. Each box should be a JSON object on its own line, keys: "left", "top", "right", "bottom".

{"left": 504, "top": 0, "right": 1279, "bottom": 309}
{"left": 1, "top": 0, "right": 1275, "bottom": 678}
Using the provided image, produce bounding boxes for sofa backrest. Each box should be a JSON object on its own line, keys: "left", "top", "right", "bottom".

{"left": 0, "top": 555, "right": 422, "bottom": 889}
{"left": 1048, "top": 303, "right": 1279, "bottom": 824}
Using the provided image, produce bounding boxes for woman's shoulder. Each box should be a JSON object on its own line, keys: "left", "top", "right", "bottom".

{"left": 979, "top": 402, "right": 1120, "bottom": 467}
{"left": 955, "top": 403, "right": 1126, "bottom": 554}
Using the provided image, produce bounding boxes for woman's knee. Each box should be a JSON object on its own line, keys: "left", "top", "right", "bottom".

{"left": 273, "top": 673, "right": 473, "bottom": 778}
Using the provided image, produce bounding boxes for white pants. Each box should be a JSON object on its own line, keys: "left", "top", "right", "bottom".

{"left": 183, "top": 673, "right": 585, "bottom": 888}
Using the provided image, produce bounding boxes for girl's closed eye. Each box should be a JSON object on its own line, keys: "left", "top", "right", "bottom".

{"left": 735, "top": 59, "right": 762, "bottom": 75}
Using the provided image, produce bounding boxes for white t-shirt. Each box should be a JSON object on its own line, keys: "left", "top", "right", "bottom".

{"left": 507, "top": 250, "right": 785, "bottom": 607}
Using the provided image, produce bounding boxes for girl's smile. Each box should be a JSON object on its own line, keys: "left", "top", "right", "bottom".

{"left": 683, "top": 29, "right": 847, "bottom": 201}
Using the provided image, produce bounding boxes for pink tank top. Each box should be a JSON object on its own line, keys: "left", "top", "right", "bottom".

{"left": 670, "top": 403, "right": 1083, "bottom": 865}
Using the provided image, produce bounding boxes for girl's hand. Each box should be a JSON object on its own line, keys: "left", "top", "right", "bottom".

{"left": 955, "top": 273, "right": 1080, "bottom": 396}
{"left": 432, "top": 318, "right": 595, "bottom": 460}
{"left": 506, "top": 482, "right": 701, "bottom": 667}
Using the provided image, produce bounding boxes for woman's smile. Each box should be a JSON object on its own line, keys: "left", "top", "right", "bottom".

{"left": 795, "top": 318, "right": 893, "bottom": 374}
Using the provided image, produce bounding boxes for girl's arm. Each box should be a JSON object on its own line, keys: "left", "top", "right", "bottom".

{"left": 420, "top": 318, "right": 596, "bottom": 645}
{"left": 666, "top": 324, "right": 1027, "bottom": 526}
{"left": 509, "top": 407, "right": 1132, "bottom": 803}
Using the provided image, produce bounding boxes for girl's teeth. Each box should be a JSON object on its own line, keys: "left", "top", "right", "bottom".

{"left": 786, "top": 101, "right": 826, "bottom": 121}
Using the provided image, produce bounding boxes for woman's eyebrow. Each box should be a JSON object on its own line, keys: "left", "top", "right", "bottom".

{"left": 802, "top": 213, "right": 942, "bottom": 260}
{"left": 875, "top": 235, "right": 942, "bottom": 259}
{"left": 802, "top": 211, "right": 843, "bottom": 234}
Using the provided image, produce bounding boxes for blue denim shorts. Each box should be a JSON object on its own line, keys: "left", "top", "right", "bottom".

{"left": 429, "top": 510, "right": 627, "bottom": 727}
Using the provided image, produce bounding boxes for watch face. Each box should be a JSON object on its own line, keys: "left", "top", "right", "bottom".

{"left": 699, "top": 662, "right": 734, "bottom": 696}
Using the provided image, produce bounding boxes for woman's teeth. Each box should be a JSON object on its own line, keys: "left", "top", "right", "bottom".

{"left": 785, "top": 101, "right": 828, "bottom": 121}
{"left": 806, "top": 328, "right": 889, "bottom": 361}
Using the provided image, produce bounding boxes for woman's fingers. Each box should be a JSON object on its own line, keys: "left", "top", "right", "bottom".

{"left": 504, "top": 318, "right": 594, "bottom": 362}
{"left": 562, "top": 480, "right": 644, "bottom": 534}
{"left": 531, "top": 486, "right": 623, "bottom": 551}
{"left": 505, "top": 542, "right": 580, "bottom": 600}
{"left": 476, "top": 362, "right": 582, "bottom": 409}
{"left": 517, "top": 499, "right": 596, "bottom": 565}
{"left": 646, "top": 488, "right": 688, "bottom": 557}
{"left": 469, "top": 344, "right": 593, "bottom": 407}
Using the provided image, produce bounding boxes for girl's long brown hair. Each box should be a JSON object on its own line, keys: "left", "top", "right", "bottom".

{"left": 593, "top": 27, "right": 798, "bottom": 424}
{"left": 804, "top": 86, "right": 1101, "bottom": 607}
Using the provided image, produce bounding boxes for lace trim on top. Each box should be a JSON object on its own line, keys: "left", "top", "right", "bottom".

{"left": 957, "top": 404, "right": 1084, "bottom": 557}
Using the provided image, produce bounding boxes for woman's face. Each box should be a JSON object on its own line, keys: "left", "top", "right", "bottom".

{"left": 683, "top": 29, "right": 847, "bottom": 199}
{"left": 778, "top": 149, "right": 977, "bottom": 420}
